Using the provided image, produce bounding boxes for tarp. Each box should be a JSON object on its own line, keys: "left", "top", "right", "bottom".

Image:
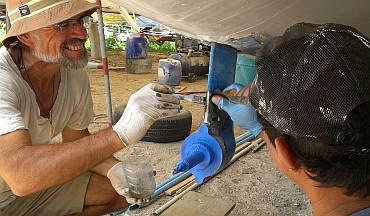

{"left": 107, "top": 0, "right": 370, "bottom": 52}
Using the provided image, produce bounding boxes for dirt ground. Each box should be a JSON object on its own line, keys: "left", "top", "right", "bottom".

{"left": 87, "top": 51, "right": 311, "bottom": 216}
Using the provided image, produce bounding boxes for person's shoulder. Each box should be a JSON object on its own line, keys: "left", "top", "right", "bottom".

{"left": 0, "top": 47, "right": 18, "bottom": 74}
{"left": 0, "top": 48, "right": 22, "bottom": 88}
{"left": 0, "top": 47, "right": 11, "bottom": 64}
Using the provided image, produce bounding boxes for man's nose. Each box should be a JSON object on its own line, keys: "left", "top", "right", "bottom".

{"left": 67, "top": 24, "right": 88, "bottom": 40}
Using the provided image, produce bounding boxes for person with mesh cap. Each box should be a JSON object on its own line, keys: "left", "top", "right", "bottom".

{"left": 0, "top": 0, "right": 181, "bottom": 215}
{"left": 212, "top": 22, "right": 370, "bottom": 216}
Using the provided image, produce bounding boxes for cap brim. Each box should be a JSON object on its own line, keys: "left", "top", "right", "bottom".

{"left": 3, "top": 0, "right": 97, "bottom": 47}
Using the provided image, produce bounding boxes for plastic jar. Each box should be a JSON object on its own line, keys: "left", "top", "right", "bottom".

{"left": 121, "top": 154, "right": 156, "bottom": 199}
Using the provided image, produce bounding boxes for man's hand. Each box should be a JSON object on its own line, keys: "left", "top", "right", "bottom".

{"left": 107, "top": 162, "right": 146, "bottom": 205}
{"left": 212, "top": 84, "right": 263, "bottom": 137}
{"left": 112, "top": 83, "right": 181, "bottom": 146}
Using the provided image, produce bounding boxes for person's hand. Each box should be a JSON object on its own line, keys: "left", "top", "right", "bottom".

{"left": 113, "top": 83, "right": 181, "bottom": 146}
{"left": 107, "top": 162, "right": 146, "bottom": 205}
{"left": 212, "top": 84, "right": 263, "bottom": 137}
{"left": 222, "top": 83, "right": 244, "bottom": 95}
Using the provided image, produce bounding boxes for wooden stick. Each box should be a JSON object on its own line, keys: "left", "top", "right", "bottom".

{"left": 109, "top": 66, "right": 126, "bottom": 70}
{"left": 165, "top": 176, "right": 195, "bottom": 196}
{"left": 180, "top": 91, "right": 207, "bottom": 95}
{"left": 175, "top": 86, "right": 187, "bottom": 93}
{"left": 235, "top": 142, "right": 251, "bottom": 154}
{"left": 175, "top": 179, "right": 196, "bottom": 195}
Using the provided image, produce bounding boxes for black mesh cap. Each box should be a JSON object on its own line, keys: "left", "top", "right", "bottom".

{"left": 249, "top": 22, "right": 370, "bottom": 143}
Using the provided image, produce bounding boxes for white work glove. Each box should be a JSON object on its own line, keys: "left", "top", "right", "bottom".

{"left": 113, "top": 83, "right": 181, "bottom": 146}
{"left": 107, "top": 162, "right": 146, "bottom": 205}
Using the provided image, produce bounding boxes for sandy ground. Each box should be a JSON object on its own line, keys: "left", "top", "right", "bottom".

{"left": 87, "top": 51, "right": 311, "bottom": 216}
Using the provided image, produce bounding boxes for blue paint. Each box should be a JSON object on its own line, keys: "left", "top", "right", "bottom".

{"left": 125, "top": 33, "right": 148, "bottom": 59}
{"left": 174, "top": 124, "right": 223, "bottom": 184}
{"left": 207, "top": 43, "right": 237, "bottom": 91}
{"left": 174, "top": 150, "right": 205, "bottom": 173}
{"left": 174, "top": 43, "right": 238, "bottom": 184}
{"left": 155, "top": 172, "right": 182, "bottom": 190}
{"left": 207, "top": 42, "right": 237, "bottom": 167}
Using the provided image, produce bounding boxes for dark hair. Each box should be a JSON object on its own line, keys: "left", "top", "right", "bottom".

{"left": 258, "top": 101, "right": 370, "bottom": 197}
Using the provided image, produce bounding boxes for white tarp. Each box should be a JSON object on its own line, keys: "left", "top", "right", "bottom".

{"left": 107, "top": 0, "right": 370, "bottom": 51}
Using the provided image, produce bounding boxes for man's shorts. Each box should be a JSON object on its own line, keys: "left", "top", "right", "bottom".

{"left": 0, "top": 172, "right": 91, "bottom": 216}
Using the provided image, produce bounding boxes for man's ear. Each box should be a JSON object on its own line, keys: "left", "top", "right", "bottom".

{"left": 17, "top": 34, "right": 34, "bottom": 47}
{"left": 274, "top": 136, "right": 299, "bottom": 170}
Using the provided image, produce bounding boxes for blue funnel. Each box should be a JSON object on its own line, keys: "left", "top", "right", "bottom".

{"left": 174, "top": 124, "right": 223, "bottom": 184}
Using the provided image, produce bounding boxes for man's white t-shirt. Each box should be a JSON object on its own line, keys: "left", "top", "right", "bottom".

{"left": 0, "top": 48, "right": 94, "bottom": 208}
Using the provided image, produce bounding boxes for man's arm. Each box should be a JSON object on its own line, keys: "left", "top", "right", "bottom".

{"left": 0, "top": 83, "right": 181, "bottom": 197}
{"left": 0, "top": 127, "right": 123, "bottom": 197}
{"left": 62, "top": 126, "right": 120, "bottom": 177}
{"left": 62, "top": 126, "right": 90, "bottom": 143}
{"left": 62, "top": 126, "right": 149, "bottom": 205}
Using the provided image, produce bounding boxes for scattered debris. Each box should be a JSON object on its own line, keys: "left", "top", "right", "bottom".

{"left": 161, "top": 191, "right": 235, "bottom": 216}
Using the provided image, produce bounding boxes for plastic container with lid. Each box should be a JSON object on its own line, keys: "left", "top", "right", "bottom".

{"left": 158, "top": 58, "right": 182, "bottom": 86}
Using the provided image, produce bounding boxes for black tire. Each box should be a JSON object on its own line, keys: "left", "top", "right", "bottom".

{"left": 113, "top": 105, "right": 192, "bottom": 143}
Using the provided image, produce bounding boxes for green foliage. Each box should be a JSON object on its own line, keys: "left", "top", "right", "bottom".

{"left": 148, "top": 42, "right": 161, "bottom": 52}
{"left": 105, "top": 35, "right": 126, "bottom": 51}
{"left": 95, "top": 35, "right": 175, "bottom": 52}
{"left": 149, "top": 41, "right": 176, "bottom": 53}
{"left": 86, "top": 34, "right": 125, "bottom": 51}
{"left": 85, "top": 39, "right": 91, "bottom": 51}
{"left": 160, "top": 41, "right": 177, "bottom": 52}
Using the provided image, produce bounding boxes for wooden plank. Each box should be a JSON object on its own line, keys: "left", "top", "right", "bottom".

{"left": 109, "top": 66, "right": 126, "bottom": 70}
{"left": 161, "top": 191, "right": 235, "bottom": 216}
{"left": 165, "top": 176, "right": 195, "bottom": 196}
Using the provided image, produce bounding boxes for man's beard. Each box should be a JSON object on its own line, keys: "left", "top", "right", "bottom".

{"left": 32, "top": 38, "right": 88, "bottom": 70}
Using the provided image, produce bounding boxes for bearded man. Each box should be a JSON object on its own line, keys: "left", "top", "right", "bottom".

{"left": 0, "top": 0, "right": 181, "bottom": 215}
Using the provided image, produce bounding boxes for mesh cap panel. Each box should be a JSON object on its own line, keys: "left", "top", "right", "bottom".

{"left": 249, "top": 23, "right": 370, "bottom": 142}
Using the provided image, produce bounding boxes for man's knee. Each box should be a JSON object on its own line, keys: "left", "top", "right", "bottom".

{"left": 84, "top": 174, "right": 128, "bottom": 211}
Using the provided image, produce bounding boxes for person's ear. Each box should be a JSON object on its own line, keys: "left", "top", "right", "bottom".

{"left": 274, "top": 136, "right": 299, "bottom": 170}
{"left": 17, "top": 33, "right": 34, "bottom": 47}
